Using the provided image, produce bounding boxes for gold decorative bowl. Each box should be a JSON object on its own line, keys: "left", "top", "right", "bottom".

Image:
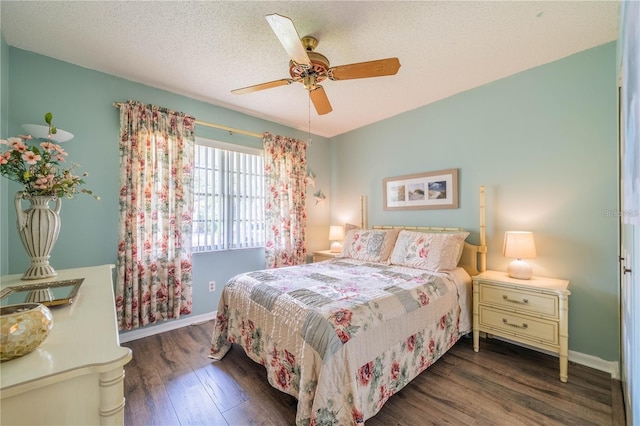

{"left": 0, "top": 303, "right": 54, "bottom": 361}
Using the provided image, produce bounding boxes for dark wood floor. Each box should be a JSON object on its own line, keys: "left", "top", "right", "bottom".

{"left": 122, "top": 320, "right": 625, "bottom": 426}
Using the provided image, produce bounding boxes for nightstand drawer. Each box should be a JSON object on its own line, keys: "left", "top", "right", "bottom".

{"left": 312, "top": 250, "right": 341, "bottom": 262}
{"left": 480, "top": 284, "right": 558, "bottom": 318}
{"left": 314, "top": 254, "right": 333, "bottom": 262}
{"left": 479, "top": 306, "right": 559, "bottom": 346}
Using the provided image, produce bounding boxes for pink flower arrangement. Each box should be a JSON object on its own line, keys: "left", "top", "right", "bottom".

{"left": 0, "top": 112, "right": 98, "bottom": 199}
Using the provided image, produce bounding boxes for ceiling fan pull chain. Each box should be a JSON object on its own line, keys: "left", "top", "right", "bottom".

{"left": 307, "top": 95, "right": 312, "bottom": 145}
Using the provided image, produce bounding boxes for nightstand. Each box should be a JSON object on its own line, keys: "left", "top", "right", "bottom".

{"left": 313, "top": 250, "right": 341, "bottom": 262}
{"left": 472, "top": 270, "right": 570, "bottom": 382}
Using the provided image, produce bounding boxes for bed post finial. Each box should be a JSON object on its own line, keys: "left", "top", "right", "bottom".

{"left": 360, "top": 195, "right": 368, "bottom": 229}
{"left": 479, "top": 186, "right": 487, "bottom": 272}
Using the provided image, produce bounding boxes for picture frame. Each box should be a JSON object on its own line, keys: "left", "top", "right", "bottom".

{"left": 383, "top": 168, "right": 458, "bottom": 210}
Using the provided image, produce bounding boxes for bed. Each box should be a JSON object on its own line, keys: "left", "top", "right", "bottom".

{"left": 210, "top": 188, "right": 487, "bottom": 425}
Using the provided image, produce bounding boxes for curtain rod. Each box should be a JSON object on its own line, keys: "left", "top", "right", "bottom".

{"left": 113, "top": 102, "right": 263, "bottom": 139}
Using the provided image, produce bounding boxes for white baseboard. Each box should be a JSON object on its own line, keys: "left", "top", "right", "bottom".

{"left": 119, "top": 314, "right": 620, "bottom": 379}
{"left": 118, "top": 311, "right": 217, "bottom": 343}
{"left": 569, "top": 349, "right": 620, "bottom": 380}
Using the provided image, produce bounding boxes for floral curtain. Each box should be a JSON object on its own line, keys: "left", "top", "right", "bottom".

{"left": 263, "top": 133, "right": 307, "bottom": 268}
{"left": 115, "top": 100, "right": 195, "bottom": 330}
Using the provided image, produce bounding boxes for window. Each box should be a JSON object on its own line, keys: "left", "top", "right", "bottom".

{"left": 192, "top": 138, "right": 265, "bottom": 252}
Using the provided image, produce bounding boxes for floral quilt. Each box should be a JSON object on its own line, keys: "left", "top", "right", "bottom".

{"left": 210, "top": 258, "right": 472, "bottom": 425}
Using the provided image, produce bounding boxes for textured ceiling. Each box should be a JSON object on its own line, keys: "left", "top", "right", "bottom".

{"left": 1, "top": 1, "right": 619, "bottom": 138}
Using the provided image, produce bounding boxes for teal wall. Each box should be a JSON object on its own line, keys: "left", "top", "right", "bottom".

{"left": 2, "top": 42, "right": 619, "bottom": 361}
{"left": 2, "top": 48, "right": 331, "bottom": 331}
{"left": 331, "top": 42, "right": 619, "bottom": 362}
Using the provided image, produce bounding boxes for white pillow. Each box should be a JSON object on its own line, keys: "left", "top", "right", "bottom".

{"left": 344, "top": 223, "right": 360, "bottom": 232}
{"left": 389, "top": 230, "right": 469, "bottom": 271}
{"left": 340, "top": 228, "right": 400, "bottom": 263}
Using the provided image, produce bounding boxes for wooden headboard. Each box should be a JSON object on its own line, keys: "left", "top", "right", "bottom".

{"left": 366, "top": 186, "right": 487, "bottom": 276}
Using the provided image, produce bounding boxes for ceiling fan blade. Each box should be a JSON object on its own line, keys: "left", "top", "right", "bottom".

{"left": 265, "top": 13, "right": 311, "bottom": 67}
{"left": 329, "top": 58, "right": 401, "bottom": 81}
{"left": 309, "top": 85, "right": 332, "bottom": 115}
{"left": 231, "top": 79, "right": 294, "bottom": 95}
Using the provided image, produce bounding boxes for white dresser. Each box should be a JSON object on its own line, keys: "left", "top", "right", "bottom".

{"left": 0, "top": 265, "right": 132, "bottom": 425}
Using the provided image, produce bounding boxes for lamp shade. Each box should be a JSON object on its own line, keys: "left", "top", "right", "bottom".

{"left": 329, "top": 225, "right": 345, "bottom": 241}
{"left": 503, "top": 231, "right": 536, "bottom": 259}
{"left": 329, "top": 225, "right": 345, "bottom": 253}
{"left": 503, "top": 231, "right": 536, "bottom": 279}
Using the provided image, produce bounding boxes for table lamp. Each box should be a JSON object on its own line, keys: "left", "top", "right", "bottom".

{"left": 503, "top": 231, "right": 537, "bottom": 279}
{"left": 329, "top": 225, "right": 345, "bottom": 253}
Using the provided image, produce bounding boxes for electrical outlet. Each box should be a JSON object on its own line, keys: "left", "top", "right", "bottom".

{"left": 208, "top": 281, "right": 216, "bottom": 292}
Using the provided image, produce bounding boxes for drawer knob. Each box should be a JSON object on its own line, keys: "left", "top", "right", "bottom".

{"left": 502, "top": 318, "right": 528, "bottom": 329}
{"left": 503, "top": 295, "right": 529, "bottom": 304}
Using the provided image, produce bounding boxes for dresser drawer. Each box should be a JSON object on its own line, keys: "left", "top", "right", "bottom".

{"left": 479, "top": 306, "right": 559, "bottom": 346}
{"left": 479, "top": 284, "right": 558, "bottom": 318}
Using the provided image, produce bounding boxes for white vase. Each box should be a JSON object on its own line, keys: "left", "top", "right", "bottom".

{"left": 14, "top": 192, "right": 62, "bottom": 280}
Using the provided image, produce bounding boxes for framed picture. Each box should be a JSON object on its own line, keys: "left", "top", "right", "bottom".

{"left": 383, "top": 168, "right": 458, "bottom": 210}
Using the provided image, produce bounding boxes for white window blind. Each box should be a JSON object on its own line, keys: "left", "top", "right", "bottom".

{"left": 192, "top": 138, "right": 265, "bottom": 252}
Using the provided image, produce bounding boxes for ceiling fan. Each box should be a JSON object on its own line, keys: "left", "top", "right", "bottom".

{"left": 231, "top": 13, "right": 401, "bottom": 115}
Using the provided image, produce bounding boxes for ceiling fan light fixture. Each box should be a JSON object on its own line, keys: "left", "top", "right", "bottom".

{"left": 303, "top": 75, "right": 316, "bottom": 90}
{"left": 289, "top": 51, "right": 330, "bottom": 82}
